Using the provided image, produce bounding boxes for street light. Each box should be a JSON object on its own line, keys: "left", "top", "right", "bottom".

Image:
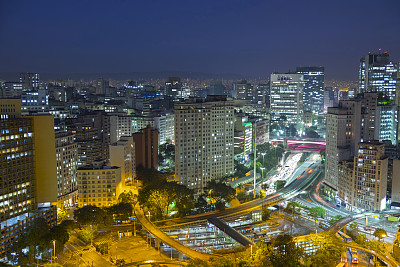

{"left": 260, "top": 167, "right": 265, "bottom": 180}
{"left": 261, "top": 152, "right": 266, "bottom": 166}
{"left": 51, "top": 240, "right": 56, "bottom": 264}
{"left": 148, "top": 211, "right": 151, "bottom": 222}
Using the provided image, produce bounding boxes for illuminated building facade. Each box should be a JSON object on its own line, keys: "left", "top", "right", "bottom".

{"left": 296, "top": 66, "right": 325, "bottom": 114}
{"left": 109, "top": 136, "right": 136, "bottom": 185}
{"left": 353, "top": 141, "right": 388, "bottom": 211}
{"left": 77, "top": 163, "right": 122, "bottom": 207}
{"left": 175, "top": 96, "right": 234, "bottom": 193}
{"left": 270, "top": 73, "right": 304, "bottom": 130}
{"left": 55, "top": 131, "right": 78, "bottom": 208}
{"left": 132, "top": 125, "right": 159, "bottom": 169}
{"left": 0, "top": 100, "right": 57, "bottom": 258}
{"left": 359, "top": 52, "right": 398, "bottom": 101}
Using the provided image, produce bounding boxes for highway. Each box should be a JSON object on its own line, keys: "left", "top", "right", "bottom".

{"left": 155, "top": 160, "right": 323, "bottom": 228}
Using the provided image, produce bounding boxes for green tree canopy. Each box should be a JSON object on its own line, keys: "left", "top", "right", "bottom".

{"left": 373, "top": 228, "right": 388, "bottom": 241}
{"left": 73, "top": 205, "right": 110, "bottom": 226}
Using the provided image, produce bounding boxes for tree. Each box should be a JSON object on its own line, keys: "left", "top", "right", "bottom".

{"left": 206, "top": 180, "right": 236, "bottom": 205}
{"left": 50, "top": 225, "right": 69, "bottom": 254}
{"left": 308, "top": 207, "right": 325, "bottom": 218}
{"left": 284, "top": 201, "right": 301, "bottom": 219}
{"left": 73, "top": 205, "right": 110, "bottom": 226}
{"left": 329, "top": 215, "right": 343, "bottom": 225}
{"left": 270, "top": 234, "right": 304, "bottom": 267}
{"left": 174, "top": 183, "right": 195, "bottom": 216}
{"left": 59, "top": 219, "right": 76, "bottom": 233}
{"left": 354, "top": 233, "right": 368, "bottom": 246}
{"left": 373, "top": 228, "right": 388, "bottom": 241}
{"left": 24, "top": 218, "right": 51, "bottom": 262}
{"left": 57, "top": 208, "right": 69, "bottom": 224}
{"left": 262, "top": 205, "right": 271, "bottom": 221}
{"left": 107, "top": 202, "right": 133, "bottom": 222}
{"left": 306, "top": 232, "right": 345, "bottom": 267}
{"left": 118, "top": 190, "right": 136, "bottom": 204}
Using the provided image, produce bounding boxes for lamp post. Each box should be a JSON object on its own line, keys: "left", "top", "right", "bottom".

{"left": 148, "top": 211, "right": 151, "bottom": 222}
{"left": 260, "top": 167, "right": 265, "bottom": 180}
{"left": 51, "top": 240, "right": 56, "bottom": 264}
{"left": 261, "top": 152, "right": 266, "bottom": 166}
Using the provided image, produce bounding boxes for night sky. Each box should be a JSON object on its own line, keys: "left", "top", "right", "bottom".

{"left": 1, "top": 0, "right": 399, "bottom": 80}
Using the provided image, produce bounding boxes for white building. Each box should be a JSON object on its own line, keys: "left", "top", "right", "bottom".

{"left": 175, "top": 96, "right": 234, "bottom": 193}
{"left": 154, "top": 112, "right": 175, "bottom": 144}
{"left": 270, "top": 73, "right": 304, "bottom": 130}
{"left": 55, "top": 131, "right": 78, "bottom": 208}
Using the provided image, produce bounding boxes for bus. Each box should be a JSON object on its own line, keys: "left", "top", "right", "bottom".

{"left": 349, "top": 248, "right": 359, "bottom": 264}
{"left": 337, "top": 230, "right": 352, "bottom": 242}
{"left": 318, "top": 221, "right": 330, "bottom": 230}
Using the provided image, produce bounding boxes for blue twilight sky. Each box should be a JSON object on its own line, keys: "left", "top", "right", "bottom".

{"left": 0, "top": 0, "right": 399, "bottom": 80}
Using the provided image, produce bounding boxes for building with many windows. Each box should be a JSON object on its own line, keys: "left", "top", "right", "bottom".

{"left": 175, "top": 96, "right": 234, "bottom": 193}
{"left": 0, "top": 99, "right": 57, "bottom": 258}
{"left": 77, "top": 163, "right": 122, "bottom": 207}
{"left": 55, "top": 131, "right": 78, "bottom": 208}
{"left": 359, "top": 52, "right": 398, "bottom": 101}
{"left": 296, "top": 67, "right": 324, "bottom": 114}
{"left": 270, "top": 73, "right": 304, "bottom": 130}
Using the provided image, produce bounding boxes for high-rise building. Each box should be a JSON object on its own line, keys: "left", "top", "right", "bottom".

{"left": 132, "top": 125, "right": 159, "bottom": 169}
{"left": 270, "top": 73, "right": 304, "bottom": 130}
{"left": 109, "top": 136, "right": 136, "bottom": 185}
{"left": 0, "top": 99, "right": 57, "bottom": 258}
{"left": 21, "top": 89, "right": 49, "bottom": 113}
{"left": 96, "top": 78, "right": 109, "bottom": 95}
{"left": 154, "top": 112, "right": 175, "bottom": 145}
{"left": 174, "top": 96, "right": 234, "bottom": 193}
{"left": 20, "top": 72, "right": 40, "bottom": 90}
{"left": 353, "top": 141, "right": 388, "bottom": 211}
{"left": 74, "top": 124, "right": 104, "bottom": 166}
{"left": 55, "top": 131, "right": 78, "bottom": 208}
{"left": 359, "top": 52, "right": 398, "bottom": 101}
{"left": 234, "top": 80, "right": 253, "bottom": 101}
{"left": 296, "top": 67, "right": 325, "bottom": 114}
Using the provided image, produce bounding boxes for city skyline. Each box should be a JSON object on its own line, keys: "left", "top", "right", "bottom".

{"left": 1, "top": 0, "right": 399, "bottom": 80}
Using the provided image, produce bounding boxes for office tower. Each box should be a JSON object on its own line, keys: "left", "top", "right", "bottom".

{"left": 165, "top": 77, "right": 182, "bottom": 99}
{"left": 234, "top": 115, "right": 253, "bottom": 162}
{"left": 55, "top": 131, "right": 78, "bottom": 208}
{"left": 154, "top": 112, "right": 175, "bottom": 145}
{"left": 74, "top": 124, "right": 104, "bottom": 166}
{"left": 20, "top": 72, "right": 40, "bottom": 90}
{"left": 353, "top": 141, "right": 388, "bottom": 211}
{"left": 326, "top": 92, "right": 396, "bottom": 189}
{"left": 109, "top": 136, "right": 136, "bottom": 185}
{"left": 0, "top": 99, "right": 57, "bottom": 258}
{"left": 270, "top": 73, "right": 304, "bottom": 130}
{"left": 2, "top": 82, "right": 23, "bottom": 97}
{"left": 132, "top": 125, "right": 159, "bottom": 169}
{"left": 174, "top": 96, "right": 234, "bottom": 193}
{"left": 21, "top": 89, "right": 49, "bottom": 113}
{"left": 296, "top": 67, "right": 325, "bottom": 114}
{"left": 257, "top": 83, "right": 270, "bottom": 108}
{"left": 77, "top": 163, "right": 122, "bottom": 207}
{"left": 359, "top": 52, "right": 398, "bottom": 101}
{"left": 234, "top": 80, "right": 253, "bottom": 101}
{"left": 208, "top": 80, "right": 225, "bottom": 96}
{"left": 96, "top": 78, "right": 109, "bottom": 95}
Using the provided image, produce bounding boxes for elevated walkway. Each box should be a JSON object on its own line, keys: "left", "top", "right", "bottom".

{"left": 207, "top": 217, "right": 254, "bottom": 247}
{"left": 133, "top": 203, "right": 211, "bottom": 261}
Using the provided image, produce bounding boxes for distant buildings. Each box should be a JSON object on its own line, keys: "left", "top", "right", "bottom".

{"left": 175, "top": 96, "right": 234, "bottom": 193}
{"left": 20, "top": 72, "right": 40, "bottom": 90}
{"left": 234, "top": 80, "right": 254, "bottom": 102}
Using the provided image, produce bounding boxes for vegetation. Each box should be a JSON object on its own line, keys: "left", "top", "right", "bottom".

{"left": 7, "top": 218, "right": 70, "bottom": 265}
{"left": 329, "top": 215, "right": 343, "bottom": 225}
{"left": 373, "top": 228, "right": 388, "bottom": 241}
{"left": 188, "top": 233, "right": 344, "bottom": 267}
{"left": 158, "top": 139, "right": 175, "bottom": 171}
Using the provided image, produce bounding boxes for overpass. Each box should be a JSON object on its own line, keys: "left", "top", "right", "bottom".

{"left": 207, "top": 217, "right": 254, "bottom": 247}
{"left": 271, "top": 139, "right": 325, "bottom": 152}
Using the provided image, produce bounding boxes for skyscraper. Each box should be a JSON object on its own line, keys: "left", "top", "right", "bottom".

{"left": 270, "top": 73, "right": 304, "bottom": 131}
{"left": 359, "top": 52, "right": 398, "bottom": 101}
{"left": 296, "top": 67, "right": 324, "bottom": 115}
{"left": 0, "top": 99, "right": 57, "bottom": 258}
{"left": 19, "top": 72, "right": 40, "bottom": 90}
{"left": 132, "top": 125, "right": 159, "bottom": 169}
{"left": 174, "top": 96, "right": 234, "bottom": 193}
